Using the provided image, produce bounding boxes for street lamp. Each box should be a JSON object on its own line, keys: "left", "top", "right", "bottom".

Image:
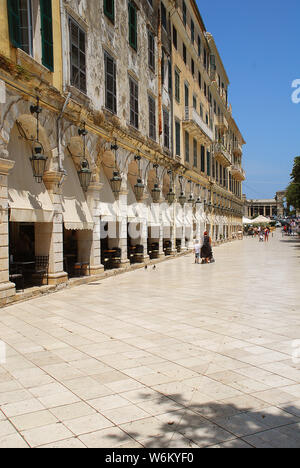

{"left": 134, "top": 154, "right": 145, "bottom": 202}
{"left": 30, "top": 97, "right": 48, "bottom": 183}
{"left": 167, "top": 170, "right": 175, "bottom": 205}
{"left": 77, "top": 124, "right": 92, "bottom": 192}
{"left": 110, "top": 140, "right": 122, "bottom": 194}
{"left": 151, "top": 164, "right": 161, "bottom": 203}
{"left": 178, "top": 176, "right": 186, "bottom": 207}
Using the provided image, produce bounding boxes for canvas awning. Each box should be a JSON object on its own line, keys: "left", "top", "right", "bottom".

{"left": 8, "top": 134, "right": 54, "bottom": 223}
{"left": 61, "top": 155, "right": 94, "bottom": 230}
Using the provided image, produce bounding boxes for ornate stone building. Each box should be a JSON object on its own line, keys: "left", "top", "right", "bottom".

{"left": 0, "top": 0, "right": 245, "bottom": 306}
{"left": 244, "top": 191, "right": 287, "bottom": 219}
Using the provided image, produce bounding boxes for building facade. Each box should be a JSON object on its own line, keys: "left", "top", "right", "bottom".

{"left": 244, "top": 191, "right": 287, "bottom": 219}
{"left": 0, "top": 0, "right": 245, "bottom": 306}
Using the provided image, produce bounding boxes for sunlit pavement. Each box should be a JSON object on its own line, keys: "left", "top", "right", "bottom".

{"left": 0, "top": 231, "right": 299, "bottom": 448}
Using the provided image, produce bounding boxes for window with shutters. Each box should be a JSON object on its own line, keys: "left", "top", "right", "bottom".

{"left": 69, "top": 17, "right": 86, "bottom": 93}
{"left": 7, "top": 0, "right": 33, "bottom": 55}
{"left": 197, "top": 35, "right": 201, "bottom": 57}
{"left": 129, "top": 76, "right": 138, "bottom": 129}
{"left": 183, "top": 43, "right": 186, "bottom": 64}
{"left": 182, "top": 1, "right": 186, "bottom": 26}
{"left": 174, "top": 69, "right": 180, "bottom": 102}
{"left": 191, "top": 58, "right": 194, "bottom": 76}
{"left": 198, "top": 71, "right": 201, "bottom": 89}
{"left": 175, "top": 120, "right": 181, "bottom": 156}
{"left": 201, "top": 145, "right": 205, "bottom": 172}
{"left": 40, "top": 0, "right": 54, "bottom": 71}
{"left": 163, "top": 109, "right": 170, "bottom": 149}
{"left": 193, "top": 139, "right": 197, "bottom": 167}
{"left": 148, "top": 95, "right": 156, "bottom": 140}
{"left": 207, "top": 151, "right": 211, "bottom": 176}
{"left": 148, "top": 30, "right": 155, "bottom": 71}
{"left": 173, "top": 26, "right": 177, "bottom": 49}
{"left": 128, "top": 1, "right": 137, "bottom": 50}
{"left": 185, "top": 131, "right": 189, "bottom": 163}
{"left": 191, "top": 19, "right": 194, "bottom": 44}
{"left": 104, "top": 51, "right": 117, "bottom": 113}
{"left": 104, "top": 0, "right": 114, "bottom": 23}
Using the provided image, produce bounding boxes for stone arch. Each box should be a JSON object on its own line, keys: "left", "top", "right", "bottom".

{"left": 0, "top": 95, "right": 57, "bottom": 157}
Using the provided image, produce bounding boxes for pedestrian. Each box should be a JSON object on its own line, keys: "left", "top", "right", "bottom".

{"left": 264, "top": 227, "right": 269, "bottom": 242}
{"left": 201, "top": 232, "right": 213, "bottom": 264}
{"left": 194, "top": 240, "right": 201, "bottom": 264}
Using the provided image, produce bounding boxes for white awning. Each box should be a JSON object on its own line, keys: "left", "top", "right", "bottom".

{"left": 8, "top": 131, "right": 54, "bottom": 223}
{"left": 61, "top": 155, "right": 94, "bottom": 230}
{"left": 148, "top": 204, "right": 160, "bottom": 227}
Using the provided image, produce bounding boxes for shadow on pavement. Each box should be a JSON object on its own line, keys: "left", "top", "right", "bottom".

{"left": 106, "top": 391, "right": 300, "bottom": 448}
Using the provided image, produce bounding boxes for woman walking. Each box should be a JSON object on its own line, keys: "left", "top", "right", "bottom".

{"left": 201, "top": 232, "right": 213, "bottom": 264}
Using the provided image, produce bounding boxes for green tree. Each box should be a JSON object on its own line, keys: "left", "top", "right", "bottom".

{"left": 286, "top": 157, "right": 300, "bottom": 210}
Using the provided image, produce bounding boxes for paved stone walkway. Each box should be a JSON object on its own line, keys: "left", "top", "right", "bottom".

{"left": 0, "top": 232, "right": 299, "bottom": 448}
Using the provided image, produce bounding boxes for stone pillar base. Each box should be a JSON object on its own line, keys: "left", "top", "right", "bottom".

{"left": 0, "top": 282, "right": 16, "bottom": 300}
{"left": 120, "top": 259, "right": 130, "bottom": 268}
{"left": 46, "top": 272, "right": 68, "bottom": 286}
{"left": 158, "top": 253, "right": 166, "bottom": 259}
{"left": 90, "top": 265, "right": 105, "bottom": 276}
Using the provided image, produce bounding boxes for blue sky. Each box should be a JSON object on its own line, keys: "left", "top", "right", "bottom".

{"left": 196, "top": 0, "right": 300, "bottom": 199}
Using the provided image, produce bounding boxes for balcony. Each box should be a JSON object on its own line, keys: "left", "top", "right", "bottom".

{"left": 215, "top": 114, "right": 228, "bottom": 134}
{"left": 214, "top": 143, "right": 232, "bottom": 168}
{"left": 233, "top": 143, "right": 243, "bottom": 157}
{"left": 183, "top": 107, "right": 214, "bottom": 145}
{"left": 231, "top": 165, "right": 246, "bottom": 181}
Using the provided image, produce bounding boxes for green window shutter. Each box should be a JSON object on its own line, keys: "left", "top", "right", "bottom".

{"left": 40, "top": 0, "right": 54, "bottom": 71}
{"left": 104, "top": 0, "right": 114, "bottom": 23}
{"left": 128, "top": 2, "right": 137, "bottom": 50}
{"left": 7, "top": 0, "right": 21, "bottom": 48}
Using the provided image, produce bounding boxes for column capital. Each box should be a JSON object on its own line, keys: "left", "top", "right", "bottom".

{"left": 43, "top": 171, "right": 64, "bottom": 193}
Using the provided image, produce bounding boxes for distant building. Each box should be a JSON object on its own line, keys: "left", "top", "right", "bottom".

{"left": 243, "top": 192, "right": 286, "bottom": 218}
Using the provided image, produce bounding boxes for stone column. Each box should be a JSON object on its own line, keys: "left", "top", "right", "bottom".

{"left": 181, "top": 204, "right": 187, "bottom": 251}
{"left": 0, "top": 157, "right": 16, "bottom": 303}
{"left": 117, "top": 175, "right": 130, "bottom": 267}
{"left": 43, "top": 171, "right": 68, "bottom": 285}
{"left": 86, "top": 182, "right": 104, "bottom": 275}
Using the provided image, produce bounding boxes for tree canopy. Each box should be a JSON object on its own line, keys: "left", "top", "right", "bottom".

{"left": 286, "top": 156, "right": 300, "bottom": 210}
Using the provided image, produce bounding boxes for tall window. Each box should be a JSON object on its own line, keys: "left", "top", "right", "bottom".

{"left": 7, "top": 0, "right": 33, "bottom": 54}
{"left": 183, "top": 43, "right": 186, "bottom": 64}
{"left": 163, "top": 109, "right": 170, "bottom": 149}
{"left": 193, "top": 139, "right": 197, "bottom": 167}
{"left": 129, "top": 76, "right": 138, "bottom": 129}
{"left": 175, "top": 69, "right": 180, "bottom": 102}
{"left": 104, "top": 0, "right": 114, "bottom": 23}
{"left": 161, "top": 2, "right": 167, "bottom": 30}
{"left": 191, "top": 19, "right": 194, "bottom": 43}
{"left": 207, "top": 151, "right": 211, "bottom": 176}
{"left": 201, "top": 145, "right": 205, "bottom": 172}
{"left": 148, "top": 30, "right": 155, "bottom": 71}
{"left": 128, "top": 1, "right": 137, "bottom": 50}
{"left": 148, "top": 95, "right": 156, "bottom": 140}
{"left": 175, "top": 120, "right": 181, "bottom": 156}
{"left": 185, "top": 131, "right": 189, "bottom": 163}
{"left": 40, "top": 0, "right": 54, "bottom": 71}
{"left": 191, "top": 58, "right": 194, "bottom": 76}
{"left": 69, "top": 17, "right": 86, "bottom": 93}
{"left": 182, "top": 1, "right": 186, "bottom": 26}
{"left": 173, "top": 26, "right": 177, "bottom": 49}
{"left": 104, "top": 51, "right": 117, "bottom": 113}
{"left": 197, "top": 35, "right": 201, "bottom": 57}
{"left": 198, "top": 71, "right": 201, "bottom": 89}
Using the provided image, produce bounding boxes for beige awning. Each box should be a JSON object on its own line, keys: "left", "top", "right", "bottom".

{"left": 8, "top": 133, "right": 54, "bottom": 223}
{"left": 61, "top": 155, "right": 94, "bottom": 230}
